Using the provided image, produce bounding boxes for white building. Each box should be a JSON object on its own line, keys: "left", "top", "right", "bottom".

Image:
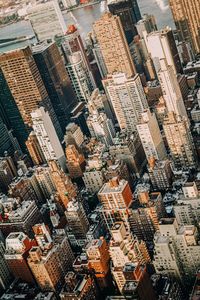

{"left": 31, "top": 107, "right": 66, "bottom": 170}
{"left": 64, "top": 122, "right": 84, "bottom": 147}
{"left": 103, "top": 73, "right": 148, "bottom": 132}
{"left": 28, "top": 1, "right": 66, "bottom": 42}
{"left": 137, "top": 110, "right": 166, "bottom": 160}
{"left": 87, "top": 102, "right": 115, "bottom": 147}
{"left": 163, "top": 112, "right": 196, "bottom": 169}
{"left": 154, "top": 218, "right": 200, "bottom": 281}
{"left": 158, "top": 59, "right": 187, "bottom": 118}
{"left": 66, "top": 52, "right": 93, "bottom": 102}
{"left": 146, "top": 27, "right": 180, "bottom": 74}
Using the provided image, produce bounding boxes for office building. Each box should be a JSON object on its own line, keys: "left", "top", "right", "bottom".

{"left": 62, "top": 25, "right": 96, "bottom": 88}
{"left": 49, "top": 160, "right": 77, "bottom": 209}
{"left": 173, "top": 182, "right": 200, "bottom": 226}
{"left": 137, "top": 110, "right": 167, "bottom": 161}
{"left": 28, "top": 224, "right": 74, "bottom": 291}
{"left": 0, "top": 117, "right": 14, "bottom": 157}
{"left": 98, "top": 177, "right": 133, "bottom": 228}
{"left": 0, "top": 195, "right": 43, "bottom": 238}
{"left": 0, "top": 157, "right": 16, "bottom": 193}
{"left": 148, "top": 158, "right": 173, "bottom": 191}
{"left": 146, "top": 28, "right": 182, "bottom": 74}
{"left": 28, "top": 1, "right": 66, "bottom": 42}
{"left": 0, "top": 47, "right": 62, "bottom": 140}
{"left": 4, "top": 232, "right": 36, "bottom": 283}
{"left": 153, "top": 218, "right": 200, "bottom": 282}
{"left": 65, "top": 200, "right": 89, "bottom": 241}
{"left": 0, "top": 69, "right": 28, "bottom": 152}
{"left": 0, "top": 242, "right": 11, "bottom": 290}
{"left": 26, "top": 132, "right": 46, "bottom": 166}
{"left": 32, "top": 42, "right": 77, "bottom": 132}
{"left": 107, "top": 0, "right": 141, "bottom": 43}
{"left": 34, "top": 166, "right": 56, "bottom": 200}
{"left": 109, "top": 222, "right": 150, "bottom": 292}
{"left": 64, "top": 122, "right": 84, "bottom": 148}
{"left": 87, "top": 102, "right": 115, "bottom": 146}
{"left": 103, "top": 73, "right": 148, "bottom": 132}
{"left": 31, "top": 107, "right": 66, "bottom": 170}
{"left": 169, "top": 0, "right": 200, "bottom": 54}
{"left": 93, "top": 12, "right": 136, "bottom": 77}
{"left": 65, "top": 144, "right": 85, "bottom": 179}
{"left": 163, "top": 112, "right": 196, "bottom": 169}
{"left": 122, "top": 263, "right": 156, "bottom": 300}
{"left": 66, "top": 52, "right": 93, "bottom": 102}
{"left": 158, "top": 59, "right": 187, "bottom": 118}
{"left": 86, "top": 237, "right": 110, "bottom": 290}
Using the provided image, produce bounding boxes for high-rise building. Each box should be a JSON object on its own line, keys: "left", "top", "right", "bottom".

{"left": 153, "top": 218, "right": 200, "bottom": 282}
{"left": 0, "top": 47, "right": 62, "bottom": 140}
{"left": 26, "top": 132, "right": 46, "bottom": 166}
{"left": 169, "top": 0, "right": 200, "bottom": 54}
{"left": 103, "top": 73, "right": 148, "bottom": 132}
{"left": 31, "top": 107, "right": 66, "bottom": 170}
{"left": 109, "top": 222, "right": 150, "bottom": 292}
{"left": 86, "top": 237, "right": 111, "bottom": 290}
{"left": 66, "top": 52, "right": 93, "bottom": 102}
{"left": 34, "top": 165, "right": 56, "bottom": 200}
{"left": 0, "top": 242, "right": 11, "bottom": 290}
{"left": 0, "top": 195, "right": 43, "bottom": 238}
{"left": 4, "top": 232, "right": 36, "bottom": 283}
{"left": 32, "top": 42, "right": 77, "bottom": 132}
{"left": 65, "top": 200, "right": 89, "bottom": 241}
{"left": 49, "top": 160, "right": 77, "bottom": 209}
{"left": 137, "top": 110, "right": 167, "bottom": 161}
{"left": 93, "top": 12, "right": 136, "bottom": 77}
{"left": 163, "top": 112, "right": 196, "bottom": 169}
{"left": 122, "top": 263, "right": 156, "bottom": 300}
{"left": 87, "top": 102, "right": 116, "bottom": 146}
{"left": 62, "top": 25, "right": 96, "bottom": 88}
{"left": 28, "top": 224, "right": 74, "bottom": 291}
{"left": 146, "top": 28, "right": 182, "bottom": 74}
{"left": 0, "top": 157, "right": 17, "bottom": 193}
{"left": 107, "top": 0, "right": 141, "bottom": 43}
{"left": 98, "top": 177, "right": 133, "bottom": 229}
{"left": 65, "top": 144, "right": 85, "bottom": 179}
{"left": 158, "top": 59, "right": 187, "bottom": 118}
{"left": 0, "top": 69, "right": 28, "bottom": 152}
{"left": 64, "top": 122, "right": 84, "bottom": 148}
{"left": 0, "top": 117, "right": 14, "bottom": 157}
{"left": 148, "top": 158, "right": 173, "bottom": 191}
{"left": 28, "top": 1, "right": 66, "bottom": 42}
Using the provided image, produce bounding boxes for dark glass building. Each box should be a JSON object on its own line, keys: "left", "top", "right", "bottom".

{"left": 0, "top": 69, "right": 28, "bottom": 152}
{"left": 108, "top": 0, "right": 142, "bottom": 44}
{"left": 32, "top": 42, "right": 78, "bottom": 133}
{"left": 0, "top": 116, "right": 14, "bottom": 157}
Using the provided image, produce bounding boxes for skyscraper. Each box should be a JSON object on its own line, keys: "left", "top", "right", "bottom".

{"left": 66, "top": 52, "right": 93, "bottom": 102}
{"left": 26, "top": 132, "right": 46, "bottom": 166}
{"left": 0, "top": 117, "right": 14, "bottom": 157}
{"left": 103, "top": 73, "right": 148, "bottom": 132}
{"left": 107, "top": 0, "right": 141, "bottom": 44}
{"left": 137, "top": 110, "right": 167, "bottom": 161}
{"left": 28, "top": 0, "right": 66, "bottom": 42}
{"left": 163, "top": 112, "right": 196, "bottom": 169}
{"left": 93, "top": 12, "right": 136, "bottom": 77}
{"left": 32, "top": 42, "right": 77, "bottom": 132}
{"left": 62, "top": 25, "right": 96, "bottom": 88}
{"left": 0, "top": 69, "right": 28, "bottom": 152}
{"left": 0, "top": 47, "right": 62, "bottom": 140}
{"left": 158, "top": 59, "right": 187, "bottom": 118}
{"left": 146, "top": 27, "right": 182, "bottom": 74}
{"left": 169, "top": 0, "right": 200, "bottom": 54}
{"left": 31, "top": 107, "right": 66, "bottom": 170}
